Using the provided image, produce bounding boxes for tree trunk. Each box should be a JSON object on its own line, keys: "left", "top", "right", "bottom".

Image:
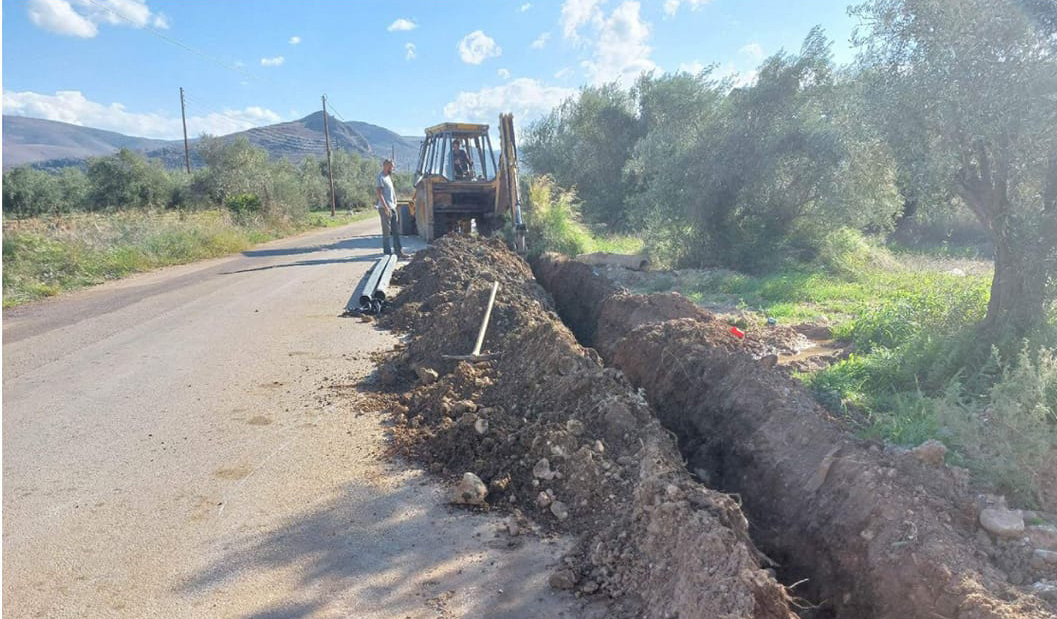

{"left": 981, "top": 232, "right": 1043, "bottom": 339}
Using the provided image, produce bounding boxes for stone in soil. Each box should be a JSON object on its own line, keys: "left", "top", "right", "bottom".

{"left": 981, "top": 507, "right": 1026, "bottom": 538}
{"left": 452, "top": 472, "right": 487, "bottom": 506}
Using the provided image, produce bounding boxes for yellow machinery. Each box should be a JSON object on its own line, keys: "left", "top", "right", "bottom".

{"left": 410, "top": 114, "right": 526, "bottom": 252}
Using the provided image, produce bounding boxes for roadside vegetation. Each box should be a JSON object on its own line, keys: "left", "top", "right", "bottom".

{"left": 522, "top": 0, "right": 1057, "bottom": 507}
{"left": 2, "top": 137, "right": 406, "bottom": 306}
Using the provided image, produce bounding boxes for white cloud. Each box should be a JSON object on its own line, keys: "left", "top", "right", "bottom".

{"left": 580, "top": 1, "right": 657, "bottom": 86}
{"left": 663, "top": 0, "right": 710, "bottom": 16}
{"left": 234, "top": 60, "right": 245, "bottom": 68}
{"left": 554, "top": 67, "right": 574, "bottom": 79}
{"left": 26, "top": 0, "right": 168, "bottom": 38}
{"left": 3, "top": 89, "right": 281, "bottom": 139}
{"left": 387, "top": 18, "right": 417, "bottom": 32}
{"left": 498, "top": 68, "right": 511, "bottom": 79}
{"left": 739, "top": 42, "right": 764, "bottom": 62}
{"left": 260, "top": 56, "right": 285, "bottom": 66}
{"left": 443, "top": 78, "right": 575, "bottom": 125}
{"left": 560, "top": 0, "right": 603, "bottom": 40}
{"left": 406, "top": 42, "right": 417, "bottom": 61}
{"left": 457, "top": 30, "right": 502, "bottom": 64}
{"left": 289, "top": 35, "right": 301, "bottom": 45}
{"left": 678, "top": 60, "right": 705, "bottom": 74}
{"left": 519, "top": 3, "right": 533, "bottom": 11}
{"left": 530, "top": 32, "right": 550, "bottom": 49}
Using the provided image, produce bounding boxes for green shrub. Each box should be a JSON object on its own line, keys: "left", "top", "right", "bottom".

{"left": 523, "top": 176, "right": 591, "bottom": 257}
{"left": 934, "top": 345, "right": 1057, "bottom": 507}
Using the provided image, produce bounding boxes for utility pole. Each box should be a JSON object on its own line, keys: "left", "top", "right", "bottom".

{"left": 179, "top": 87, "right": 191, "bottom": 175}
{"left": 321, "top": 95, "right": 337, "bottom": 217}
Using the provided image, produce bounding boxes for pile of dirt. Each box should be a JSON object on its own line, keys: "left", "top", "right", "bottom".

{"left": 534, "top": 253, "right": 1057, "bottom": 618}
{"left": 376, "top": 236, "right": 795, "bottom": 618}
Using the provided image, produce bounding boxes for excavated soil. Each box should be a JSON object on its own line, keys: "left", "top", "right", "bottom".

{"left": 376, "top": 236, "right": 796, "bottom": 618}
{"left": 534, "top": 254, "right": 1057, "bottom": 619}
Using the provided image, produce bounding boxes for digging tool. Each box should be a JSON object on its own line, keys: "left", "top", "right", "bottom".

{"left": 444, "top": 280, "right": 500, "bottom": 361}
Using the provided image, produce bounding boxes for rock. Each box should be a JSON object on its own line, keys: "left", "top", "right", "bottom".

{"left": 759, "top": 354, "right": 779, "bottom": 368}
{"left": 489, "top": 473, "right": 511, "bottom": 493}
{"left": 1034, "top": 549, "right": 1057, "bottom": 566}
{"left": 557, "top": 356, "right": 579, "bottom": 376}
{"left": 551, "top": 500, "right": 569, "bottom": 521}
{"left": 601, "top": 400, "right": 637, "bottom": 442}
{"left": 980, "top": 507, "right": 1025, "bottom": 538}
{"left": 458, "top": 413, "right": 478, "bottom": 427}
{"left": 474, "top": 418, "right": 489, "bottom": 435}
{"left": 451, "top": 472, "right": 488, "bottom": 506}
{"left": 580, "top": 580, "right": 600, "bottom": 595}
{"left": 794, "top": 323, "right": 833, "bottom": 340}
{"left": 429, "top": 461, "right": 444, "bottom": 474}
{"left": 378, "top": 363, "right": 400, "bottom": 387}
{"left": 536, "top": 491, "right": 552, "bottom": 509}
{"left": 1032, "top": 581, "right": 1057, "bottom": 604}
{"left": 566, "top": 419, "right": 585, "bottom": 436}
{"left": 506, "top": 517, "right": 521, "bottom": 537}
{"left": 415, "top": 366, "right": 439, "bottom": 384}
{"left": 1027, "top": 524, "right": 1057, "bottom": 550}
{"left": 549, "top": 569, "right": 578, "bottom": 590}
{"left": 453, "top": 400, "right": 478, "bottom": 414}
{"left": 910, "top": 439, "right": 948, "bottom": 466}
{"left": 533, "top": 458, "right": 556, "bottom": 480}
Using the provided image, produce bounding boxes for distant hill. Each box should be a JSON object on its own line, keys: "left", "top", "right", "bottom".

{"left": 2, "top": 113, "right": 422, "bottom": 172}
{"left": 2, "top": 116, "right": 174, "bottom": 168}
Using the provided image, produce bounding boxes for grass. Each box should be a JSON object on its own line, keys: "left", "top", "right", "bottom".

{"left": 2, "top": 208, "right": 373, "bottom": 307}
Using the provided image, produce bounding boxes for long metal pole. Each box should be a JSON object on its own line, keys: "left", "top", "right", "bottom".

{"left": 322, "top": 95, "right": 337, "bottom": 217}
{"left": 180, "top": 87, "right": 191, "bottom": 175}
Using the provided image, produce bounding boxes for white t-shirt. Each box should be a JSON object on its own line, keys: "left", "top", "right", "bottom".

{"left": 376, "top": 171, "right": 396, "bottom": 211}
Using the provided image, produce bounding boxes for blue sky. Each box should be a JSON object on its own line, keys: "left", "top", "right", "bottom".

{"left": 2, "top": 0, "right": 859, "bottom": 140}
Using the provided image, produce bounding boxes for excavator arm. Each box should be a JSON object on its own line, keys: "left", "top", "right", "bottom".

{"left": 498, "top": 113, "right": 527, "bottom": 254}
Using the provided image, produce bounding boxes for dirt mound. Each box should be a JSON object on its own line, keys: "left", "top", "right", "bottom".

{"left": 534, "top": 253, "right": 1057, "bottom": 619}
{"left": 378, "top": 236, "right": 795, "bottom": 618}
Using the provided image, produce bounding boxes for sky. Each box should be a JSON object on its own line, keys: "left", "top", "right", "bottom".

{"left": 2, "top": 0, "right": 861, "bottom": 140}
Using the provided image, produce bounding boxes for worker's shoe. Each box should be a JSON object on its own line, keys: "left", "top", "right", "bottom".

{"left": 396, "top": 251, "right": 407, "bottom": 261}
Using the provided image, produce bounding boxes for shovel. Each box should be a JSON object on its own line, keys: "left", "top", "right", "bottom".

{"left": 444, "top": 281, "right": 500, "bottom": 361}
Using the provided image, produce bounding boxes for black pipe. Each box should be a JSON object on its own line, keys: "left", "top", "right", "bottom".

{"left": 359, "top": 255, "right": 392, "bottom": 307}
{"left": 372, "top": 253, "right": 398, "bottom": 302}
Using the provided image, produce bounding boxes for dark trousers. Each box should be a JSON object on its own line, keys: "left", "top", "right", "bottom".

{"left": 379, "top": 209, "right": 402, "bottom": 255}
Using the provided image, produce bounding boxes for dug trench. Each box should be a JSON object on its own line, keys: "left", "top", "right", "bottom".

{"left": 533, "top": 253, "right": 1057, "bottom": 619}
{"left": 369, "top": 236, "right": 1056, "bottom": 618}
{"left": 375, "top": 236, "right": 795, "bottom": 618}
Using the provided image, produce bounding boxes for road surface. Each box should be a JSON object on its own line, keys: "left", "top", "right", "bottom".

{"left": 3, "top": 220, "right": 582, "bottom": 618}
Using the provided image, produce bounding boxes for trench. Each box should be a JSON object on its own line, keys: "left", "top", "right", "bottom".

{"left": 532, "top": 253, "right": 1052, "bottom": 619}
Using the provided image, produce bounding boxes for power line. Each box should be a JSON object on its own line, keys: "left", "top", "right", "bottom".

{"left": 326, "top": 99, "right": 349, "bottom": 123}
{"left": 82, "top": 0, "right": 261, "bottom": 83}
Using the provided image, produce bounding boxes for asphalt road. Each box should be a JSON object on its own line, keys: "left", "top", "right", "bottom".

{"left": 3, "top": 220, "right": 583, "bottom": 618}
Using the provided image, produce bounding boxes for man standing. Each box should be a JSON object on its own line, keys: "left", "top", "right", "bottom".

{"left": 376, "top": 159, "right": 404, "bottom": 258}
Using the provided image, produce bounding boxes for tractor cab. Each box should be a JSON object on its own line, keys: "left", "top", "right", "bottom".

{"left": 411, "top": 118, "right": 524, "bottom": 250}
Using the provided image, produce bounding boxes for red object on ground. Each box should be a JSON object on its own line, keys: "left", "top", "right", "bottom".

{"left": 730, "top": 326, "right": 745, "bottom": 339}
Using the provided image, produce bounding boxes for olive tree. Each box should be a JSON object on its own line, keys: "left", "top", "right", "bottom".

{"left": 523, "top": 84, "right": 643, "bottom": 229}
{"left": 853, "top": 0, "right": 1057, "bottom": 338}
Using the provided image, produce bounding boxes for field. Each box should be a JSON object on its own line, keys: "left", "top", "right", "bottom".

{"left": 2, "top": 209, "right": 374, "bottom": 307}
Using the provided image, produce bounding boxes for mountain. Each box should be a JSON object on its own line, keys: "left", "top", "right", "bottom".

{"left": 1, "top": 116, "right": 174, "bottom": 168}
{"left": 2, "top": 113, "right": 422, "bottom": 171}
